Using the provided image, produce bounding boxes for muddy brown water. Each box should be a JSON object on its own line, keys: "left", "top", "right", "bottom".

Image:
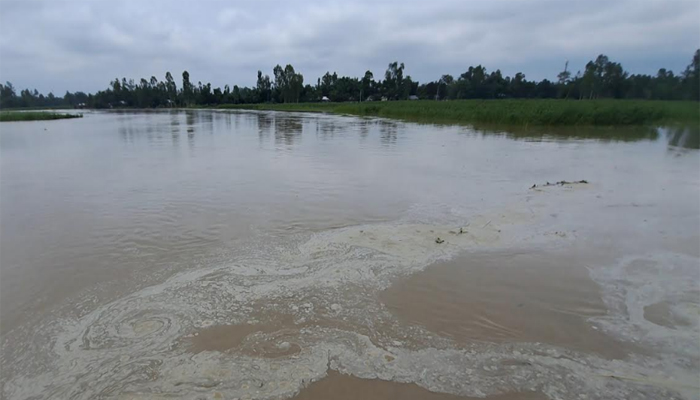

{"left": 380, "top": 250, "right": 634, "bottom": 359}
{"left": 188, "top": 250, "right": 633, "bottom": 359}
{"left": 291, "top": 371, "right": 548, "bottom": 400}
{"left": 1, "top": 110, "right": 698, "bottom": 400}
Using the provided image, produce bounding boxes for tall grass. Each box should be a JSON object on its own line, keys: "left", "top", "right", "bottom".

{"left": 0, "top": 111, "right": 83, "bottom": 122}
{"left": 219, "top": 99, "right": 699, "bottom": 126}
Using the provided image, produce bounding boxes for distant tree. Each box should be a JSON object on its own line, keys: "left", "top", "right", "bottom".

{"left": 581, "top": 61, "right": 597, "bottom": 99}
{"left": 0, "top": 82, "right": 17, "bottom": 108}
{"left": 455, "top": 65, "right": 487, "bottom": 99}
{"left": 272, "top": 65, "right": 285, "bottom": 102}
{"left": 301, "top": 83, "right": 319, "bottom": 102}
{"left": 683, "top": 49, "right": 700, "bottom": 101}
{"left": 557, "top": 61, "right": 571, "bottom": 85}
{"left": 400, "top": 75, "right": 414, "bottom": 99}
{"left": 383, "top": 62, "right": 405, "bottom": 99}
{"left": 182, "top": 71, "right": 192, "bottom": 105}
{"left": 3, "top": 51, "right": 698, "bottom": 110}
{"left": 256, "top": 70, "right": 272, "bottom": 102}
{"left": 361, "top": 70, "right": 374, "bottom": 100}
{"left": 557, "top": 61, "right": 572, "bottom": 98}
{"left": 288, "top": 65, "right": 304, "bottom": 103}
{"left": 165, "top": 71, "right": 177, "bottom": 101}
{"left": 437, "top": 74, "right": 453, "bottom": 99}
{"left": 535, "top": 79, "right": 557, "bottom": 98}
{"left": 319, "top": 72, "right": 337, "bottom": 97}
{"left": 654, "top": 68, "right": 677, "bottom": 100}
{"left": 111, "top": 77, "right": 121, "bottom": 93}
{"left": 511, "top": 72, "right": 527, "bottom": 98}
{"left": 272, "top": 64, "right": 303, "bottom": 103}
{"left": 602, "top": 60, "right": 627, "bottom": 98}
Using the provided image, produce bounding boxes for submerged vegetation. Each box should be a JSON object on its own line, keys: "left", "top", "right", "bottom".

{"left": 0, "top": 111, "right": 83, "bottom": 122}
{"left": 221, "top": 100, "right": 699, "bottom": 126}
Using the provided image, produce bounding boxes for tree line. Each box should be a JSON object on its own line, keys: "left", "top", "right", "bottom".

{"left": 1, "top": 50, "right": 697, "bottom": 109}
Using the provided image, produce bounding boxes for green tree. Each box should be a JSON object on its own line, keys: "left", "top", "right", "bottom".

{"left": 437, "top": 74, "right": 453, "bottom": 99}
{"left": 272, "top": 64, "right": 303, "bottom": 103}
{"left": 511, "top": 72, "right": 527, "bottom": 98}
{"left": 384, "top": 62, "right": 405, "bottom": 99}
{"left": 287, "top": 65, "right": 304, "bottom": 103}
{"left": 557, "top": 61, "right": 571, "bottom": 98}
{"left": 683, "top": 49, "right": 700, "bottom": 100}
{"left": 181, "top": 71, "right": 192, "bottom": 105}
{"left": 256, "top": 70, "right": 272, "bottom": 102}
{"left": 0, "top": 82, "right": 17, "bottom": 108}
{"left": 165, "top": 72, "right": 177, "bottom": 101}
{"left": 361, "top": 70, "right": 374, "bottom": 100}
{"left": 581, "top": 61, "right": 597, "bottom": 99}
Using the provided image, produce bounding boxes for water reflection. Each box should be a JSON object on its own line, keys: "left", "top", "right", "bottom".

{"left": 118, "top": 119, "right": 144, "bottom": 144}
{"left": 274, "top": 116, "right": 303, "bottom": 146}
{"left": 170, "top": 113, "right": 180, "bottom": 130}
{"left": 356, "top": 120, "right": 370, "bottom": 139}
{"left": 469, "top": 123, "right": 700, "bottom": 150}
{"left": 199, "top": 111, "right": 214, "bottom": 133}
{"left": 186, "top": 111, "right": 196, "bottom": 136}
{"left": 317, "top": 120, "right": 341, "bottom": 139}
{"left": 170, "top": 113, "right": 181, "bottom": 146}
{"left": 257, "top": 113, "right": 273, "bottom": 145}
{"left": 223, "top": 112, "right": 233, "bottom": 131}
{"left": 663, "top": 125, "right": 700, "bottom": 149}
{"left": 380, "top": 122, "right": 398, "bottom": 145}
{"left": 118, "top": 125, "right": 132, "bottom": 143}
{"left": 111, "top": 110, "right": 696, "bottom": 152}
{"left": 469, "top": 123, "right": 663, "bottom": 144}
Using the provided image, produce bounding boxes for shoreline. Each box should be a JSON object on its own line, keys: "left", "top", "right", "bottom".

{"left": 214, "top": 99, "right": 699, "bottom": 126}
{"left": 0, "top": 111, "right": 83, "bottom": 122}
{"left": 5, "top": 99, "right": 697, "bottom": 126}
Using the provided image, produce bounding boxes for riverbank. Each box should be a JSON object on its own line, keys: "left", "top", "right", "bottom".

{"left": 0, "top": 111, "right": 83, "bottom": 122}
{"left": 218, "top": 99, "right": 699, "bottom": 126}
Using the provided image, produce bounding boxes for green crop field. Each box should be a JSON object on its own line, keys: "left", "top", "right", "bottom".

{"left": 219, "top": 99, "right": 699, "bottom": 126}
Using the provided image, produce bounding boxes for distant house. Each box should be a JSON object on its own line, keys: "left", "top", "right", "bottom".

{"left": 381, "top": 96, "right": 388, "bottom": 102}
{"left": 165, "top": 99, "right": 175, "bottom": 107}
{"left": 408, "top": 95, "right": 419, "bottom": 100}
{"left": 76, "top": 103, "right": 86, "bottom": 109}
{"left": 321, "top": 96, "right": 330, "bottom": 102}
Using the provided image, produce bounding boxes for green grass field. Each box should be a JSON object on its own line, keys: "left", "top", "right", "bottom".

{"left": 0, "top": 111, "right": 83, "bottom": 122}
{"left": 219, "top": 99, "right": 699, "bottom": 126}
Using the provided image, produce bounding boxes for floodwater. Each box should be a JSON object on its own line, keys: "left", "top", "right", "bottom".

{"left": 0, "top": 110, "right": 698, "bottom": 400}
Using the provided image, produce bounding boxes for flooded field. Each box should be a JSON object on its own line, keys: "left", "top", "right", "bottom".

{"left": 1, "top": 110, "right": 698, "bottom": 399}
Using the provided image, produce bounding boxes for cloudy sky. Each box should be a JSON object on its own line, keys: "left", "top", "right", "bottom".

{"left": 0, "top": 0, "right": 698, "bottom": 94}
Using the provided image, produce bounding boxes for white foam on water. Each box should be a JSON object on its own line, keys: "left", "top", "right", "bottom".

{"left": 2, "top": 184, "right": 699, "bottom": 400}
{"left": 589, "top": 252, "right": 700, "bottom": 367}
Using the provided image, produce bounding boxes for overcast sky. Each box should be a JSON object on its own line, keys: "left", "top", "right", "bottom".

{"left": 0, "top": 0, "right": 698, "bottom": 94}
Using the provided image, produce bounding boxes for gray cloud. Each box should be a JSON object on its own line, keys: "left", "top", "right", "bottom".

{"left": 0, "top": 0, "right": 698, "bottom": 94}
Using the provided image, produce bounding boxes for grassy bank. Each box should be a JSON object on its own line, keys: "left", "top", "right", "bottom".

{"left": 0, "top": 111, "right": 83, "bottom": 122}
{"left": 219, "top": 99, "right": 699, "bottom": 126}
{"left": 0, "top": 105, "right": 75, "bottom": 111}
